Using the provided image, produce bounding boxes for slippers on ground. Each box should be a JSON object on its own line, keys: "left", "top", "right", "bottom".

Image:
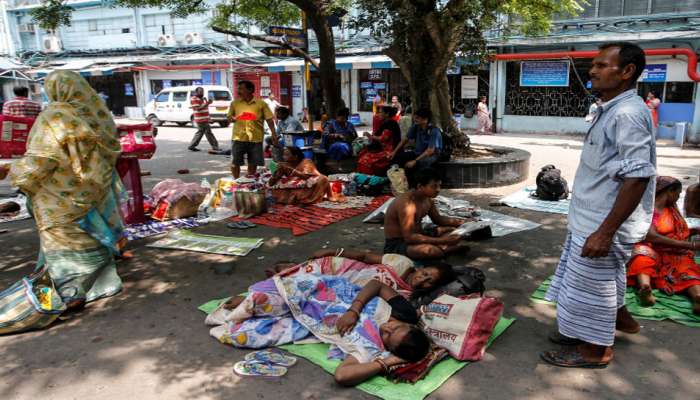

{"left": 244, "top": 349, "right": 297, "bottom": 367}
{"left": 540, "top": 349, "right": 608, "bottom": 369}
{"left": 227, "top": 221, "right": 257, "bottom": 229}
{"left": 227, "top": 222, "right": 247, "bottom": 229}
{"left": 233, "top": 360, "right": 287, "bottom": 377}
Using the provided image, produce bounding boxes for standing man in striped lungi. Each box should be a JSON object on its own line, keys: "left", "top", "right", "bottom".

{"left": 541, "top": 42, "right": 656, "bottom": 368}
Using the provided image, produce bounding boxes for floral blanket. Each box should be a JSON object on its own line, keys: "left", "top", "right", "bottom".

{"left": 207, "top": 274, "right": 392, "bottom": 363}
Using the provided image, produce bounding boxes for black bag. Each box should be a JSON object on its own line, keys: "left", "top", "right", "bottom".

{"left": 533, "top": 165, "right": 569, "bottom": 201}
{"left": 411, "top": 266, "right": 486, "bottom": 307}
{"left": 438, "top": 128, "right": 453, "bottom": 162}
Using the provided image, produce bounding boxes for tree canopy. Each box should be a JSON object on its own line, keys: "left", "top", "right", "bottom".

{"left": 30, "top": 0, "right": 72, "bottom": 34}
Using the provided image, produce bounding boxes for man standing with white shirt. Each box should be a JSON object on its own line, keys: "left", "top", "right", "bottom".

{"left": 541, "top": 42, "right": 656, "bottom": 369}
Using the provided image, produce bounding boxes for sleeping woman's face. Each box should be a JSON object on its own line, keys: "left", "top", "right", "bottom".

{"left": 379, "top": 320, "right": 411, "bottom": 351}
{"left": 408, "top": 267, "right": 441, "bottom": 291}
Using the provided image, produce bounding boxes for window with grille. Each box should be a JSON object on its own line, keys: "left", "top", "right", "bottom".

{"left": 652, "top": 0, "right": 700, "bottom": 13}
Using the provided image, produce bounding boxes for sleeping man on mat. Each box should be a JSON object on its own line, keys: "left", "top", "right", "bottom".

{"left": 383, "top": 168, "right": 470, "bottom": 260}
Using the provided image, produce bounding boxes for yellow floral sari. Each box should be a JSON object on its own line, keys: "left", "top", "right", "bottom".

{"left": 11, "top": 71, "right": 125, "bottom": 305}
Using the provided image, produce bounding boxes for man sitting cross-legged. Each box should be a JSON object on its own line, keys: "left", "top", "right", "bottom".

{"left": 383, "top": 168, "right": 469, "bottom": 260}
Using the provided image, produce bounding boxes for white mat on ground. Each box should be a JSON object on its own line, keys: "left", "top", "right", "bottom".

{"left": 499, "top": 186, "right": 570, "bottom": 215}
{"left": 0, "top": 195, "right": 31, "bottom": 224}
{"left": 476, "top": 209, "right": 541, "bottom": 237}
{"left": 147, "top": 230, "right": 263, "bottom": 256}
{"left": 364, "top": 196, "right": 540, "bottom": 237}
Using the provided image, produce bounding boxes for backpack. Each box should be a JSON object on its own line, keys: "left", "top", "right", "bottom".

{"left": 438, "top": 128, "right": 453, "bottom": 162}
{"left": 533, "top": 165, "right": 569, "bottom": 201}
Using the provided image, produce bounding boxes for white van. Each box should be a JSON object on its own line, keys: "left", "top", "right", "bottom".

{"left": 144, "top": 85, "right": 232, "bottom": 128}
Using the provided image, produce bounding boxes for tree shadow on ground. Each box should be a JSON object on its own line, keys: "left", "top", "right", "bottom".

{"left": 1, "top": 190, "right": 698, "bottom": 399}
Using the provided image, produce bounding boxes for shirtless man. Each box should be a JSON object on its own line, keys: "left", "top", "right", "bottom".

{"left": 383, "top": 167, "right": 469, "bottom": 259}
{"left": 685, "top": 170, "right": 700, "bottom": 218}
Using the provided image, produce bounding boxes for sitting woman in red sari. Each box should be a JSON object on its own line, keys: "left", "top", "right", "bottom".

{"left": 627, "top": 176, "right": 700, "bottom": 314}
{"left": 269, "top": 146, "right": 329, "bottom": 205}
{"left": 357, "top": 106, "right": 402, "bottom": 176}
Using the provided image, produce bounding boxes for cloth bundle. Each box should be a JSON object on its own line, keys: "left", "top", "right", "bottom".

{"left": 150, "top": 179, "right": 209, "bottom": 221}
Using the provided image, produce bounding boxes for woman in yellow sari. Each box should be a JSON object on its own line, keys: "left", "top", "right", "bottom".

{"left": 11, "top": 71, "right": 125, "bottom": 310}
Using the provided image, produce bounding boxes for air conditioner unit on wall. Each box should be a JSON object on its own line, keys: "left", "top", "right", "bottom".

{"left": 157, "top": 34, "right": 176, "bottom": 47}
{"left": 42, "top": 36, "right": 62, "bottom": 53}
{"left": 18, "top": 23, "right": 35, "bottom": 33}
{"left": 183, "top": 32, "right": 203, "bottom": 45}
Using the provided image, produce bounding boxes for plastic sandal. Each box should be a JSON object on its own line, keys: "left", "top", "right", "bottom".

{"left": 233, "top": 360, "right": 288, "bottom": 377}
{"left": 244, "top": 349, "right": 297, "bottom": 367}
{"left": 227, "top": 222, "right": 248, "bottom": 229}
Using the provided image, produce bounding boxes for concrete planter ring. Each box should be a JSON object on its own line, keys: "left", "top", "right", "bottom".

{"left": 438, "top": 145, "right": 530, "bottom": 188}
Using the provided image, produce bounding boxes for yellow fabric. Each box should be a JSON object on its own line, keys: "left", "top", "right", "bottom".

{"left": 10, "top": 70, "right": 121, "bottom": 231}
{"left": 227, "top": 98, "right": 273, "bottom": 142}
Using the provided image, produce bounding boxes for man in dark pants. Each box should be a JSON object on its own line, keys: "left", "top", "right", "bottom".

{"left": 188, "top": 87, "right": 220, "bottom": 152}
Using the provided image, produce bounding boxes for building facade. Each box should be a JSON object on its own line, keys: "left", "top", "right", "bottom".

{"left": 486, "top": 0, "right": 700, "bottom": 136}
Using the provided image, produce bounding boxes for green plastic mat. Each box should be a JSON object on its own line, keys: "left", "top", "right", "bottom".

{"left": 199, "top": 298, "right": 515, "bottom": 400}
{"left": 532, "top": 276, "right": 700, "bottom": 327}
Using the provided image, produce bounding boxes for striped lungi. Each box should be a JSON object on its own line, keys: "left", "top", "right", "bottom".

{"left": 544, "top": 232, "right": 633, "bottom": 346}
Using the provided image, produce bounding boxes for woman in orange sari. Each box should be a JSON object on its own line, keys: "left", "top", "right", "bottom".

{"left": 627, "top": 176, "right": 700, "bottom": 314}
{"left": 269, "top": 146, "right": 329, "bottom": 205}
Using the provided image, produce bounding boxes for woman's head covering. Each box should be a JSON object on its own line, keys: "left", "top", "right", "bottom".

{"left": 656, "top": 176, "right": 681, "bottom": 194}
{"left": 14, "top": 71, "right": 122, "bottom": 227}
{"left": 42, "top": 70, "right": 119, "bottom": 148}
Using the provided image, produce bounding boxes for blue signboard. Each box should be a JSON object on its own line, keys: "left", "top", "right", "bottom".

{"left": 373, "top": 82, "right": 386, "bottom": 90}
{"left": 640, "top": 64, "right": 667, "bottom": 82}
{"left": 360, "top": 81, "right": 373, "bottom": 89}
{"left": 201, "top": 71, "right": 212, "bottom": 85}
{"left": 520, "top": 61, "right": 570, "bottom": 87}
{"left": 292, "top": 85, "right": 301, "bottom": 98}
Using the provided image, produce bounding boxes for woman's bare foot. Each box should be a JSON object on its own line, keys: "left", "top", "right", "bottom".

{"left": 692, "top": 297, "right": 700, "bottom": 315}
{"left": 638, "top": 285, "right": 656, "bottom": 307}
{"left": 615, "top": 306, "right": 640, "bottom": 334}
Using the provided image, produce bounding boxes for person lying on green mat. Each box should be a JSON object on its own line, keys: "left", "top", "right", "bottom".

{"left": 222, "top": 249, "right": 455, "bottom": 311}
{"left": 205, "top": 275, "right": 430, "bottom": 386}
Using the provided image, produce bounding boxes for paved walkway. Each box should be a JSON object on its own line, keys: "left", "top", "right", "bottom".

{"left": 0, "top": 127, "right": 698, "bottom": 400}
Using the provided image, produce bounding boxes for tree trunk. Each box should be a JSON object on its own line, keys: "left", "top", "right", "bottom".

{"left": 307, "top": 12, "right": 342, "bottom": 119}
{"left": 386, "top": 33, "right": 469, "bottom": 149}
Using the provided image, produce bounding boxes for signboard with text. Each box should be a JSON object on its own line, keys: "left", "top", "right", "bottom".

{"left": 460, "top": 75, "right": 478, "bottom": 99}
{"left": 265, "top": 26, "right": 307, "bottom": 56}
{"left": 640, "top": 64, "right": 667, "bottom": 82}
{"left": 263, "top": 47, "right": 297, "bottom": 57}
{"left": 520, "top": 61, "right": 570, "bottom": 87}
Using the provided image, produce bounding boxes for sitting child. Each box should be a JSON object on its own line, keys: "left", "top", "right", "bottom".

{"left": 384, "top": 168, "right": 469, "bottom": 259}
